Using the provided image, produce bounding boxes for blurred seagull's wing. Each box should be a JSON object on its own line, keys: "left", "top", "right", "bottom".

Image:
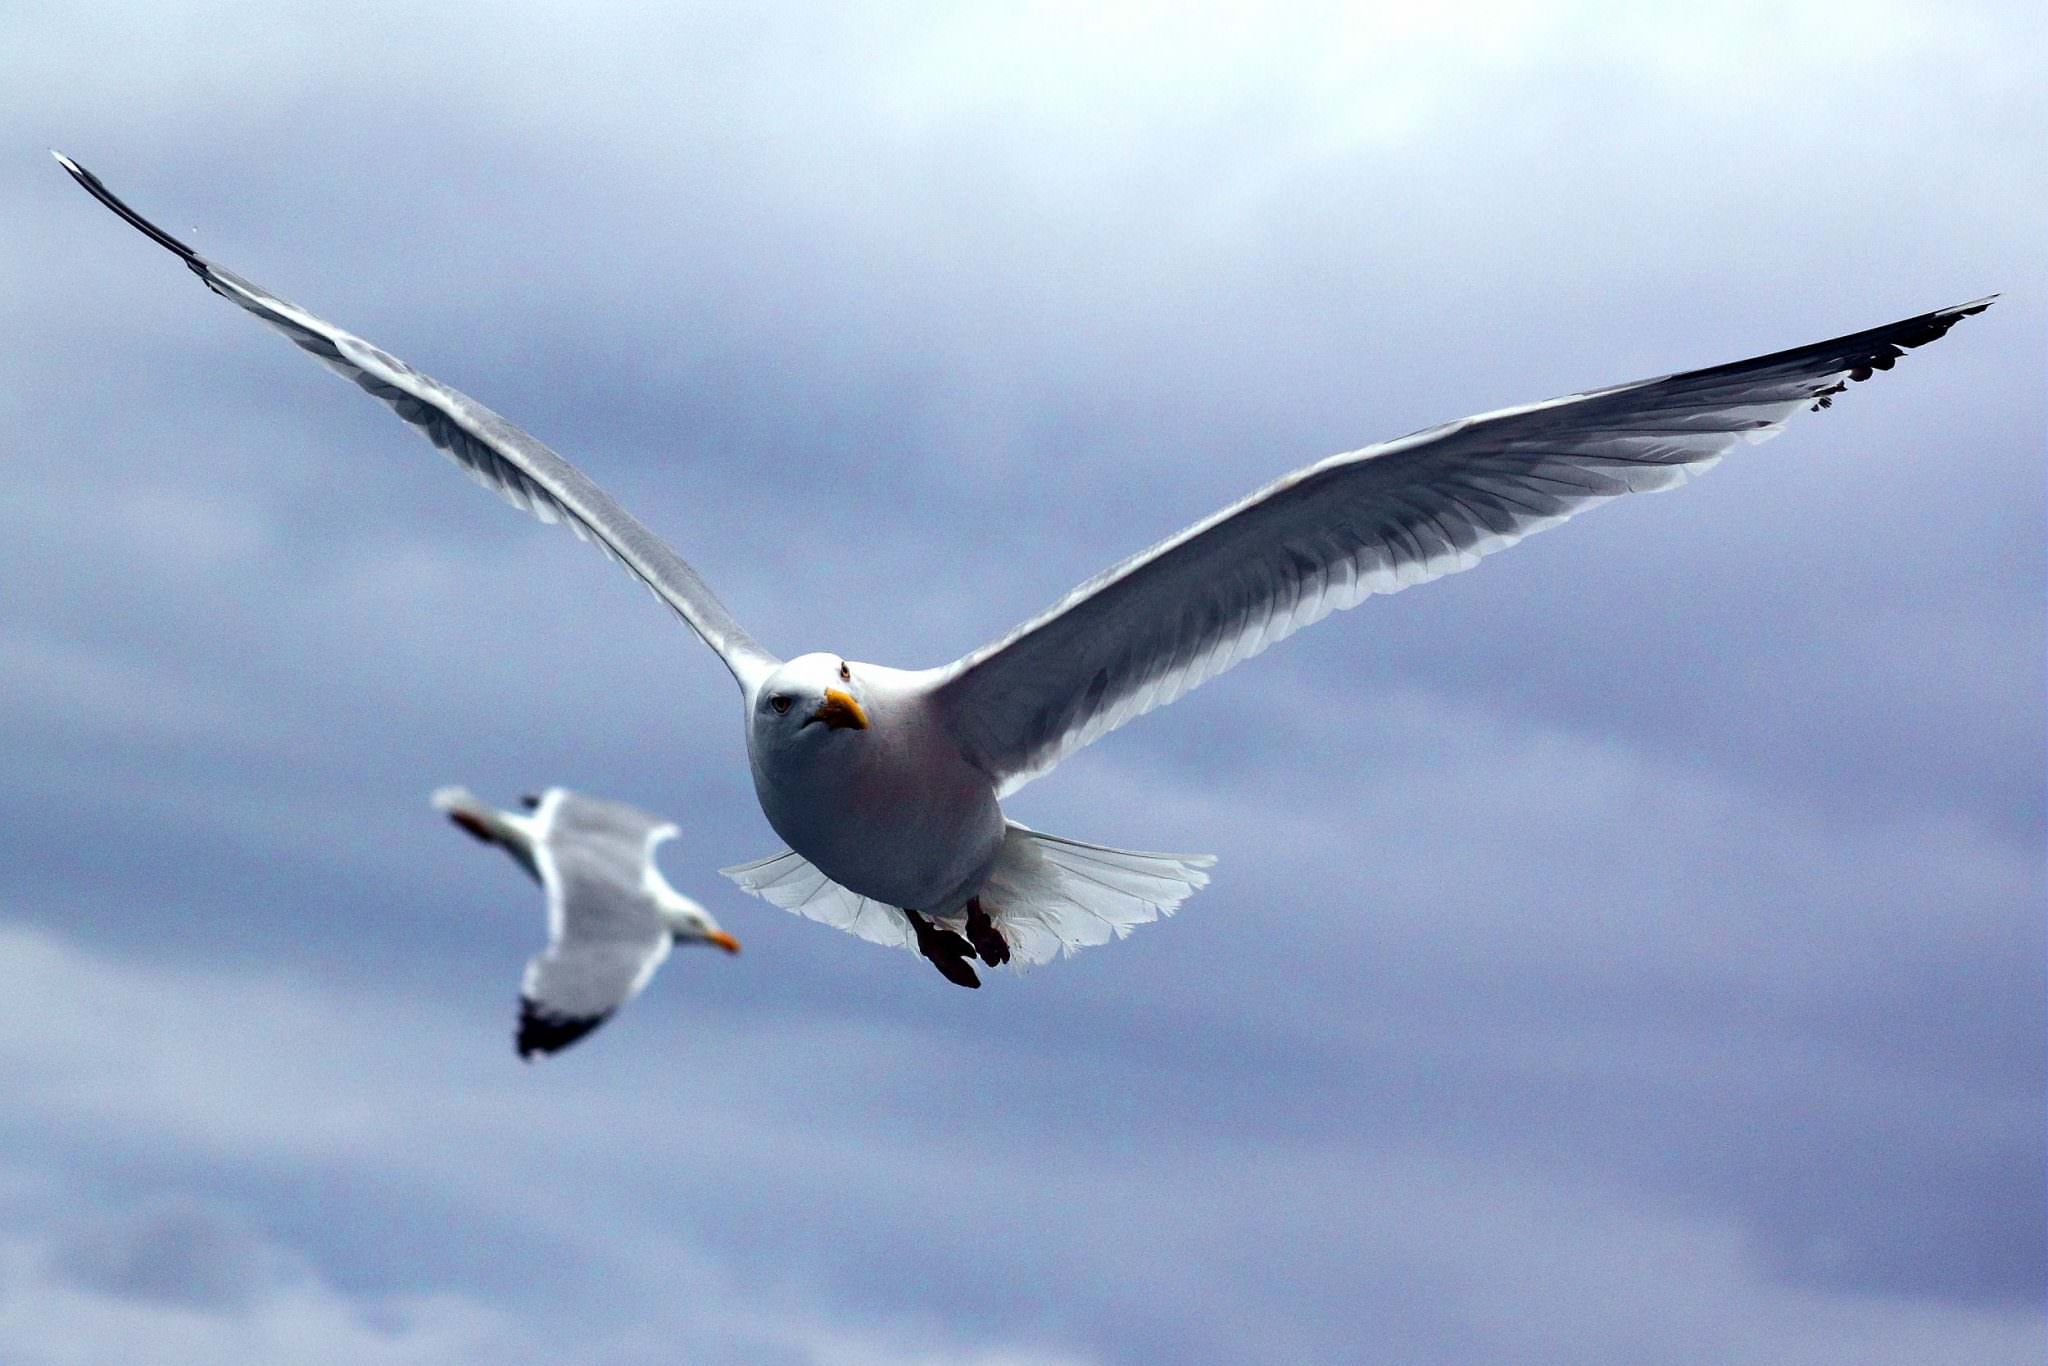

{"left": 516, "top": 791, "right": 676, "bottom": 1060}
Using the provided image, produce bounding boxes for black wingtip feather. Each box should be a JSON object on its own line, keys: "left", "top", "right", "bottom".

{"left": 53, "top": 152, "right": 209, "bottom": 276}
{"left": 516, "top": 998, "right": 611, "bottom": 1059}
{"left": 1802, "top": 296, "right": 1995, "bottom": 411}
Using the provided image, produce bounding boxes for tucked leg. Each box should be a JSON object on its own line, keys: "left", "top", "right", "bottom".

{"left": 904, "top": 909, "right": 980, "bottom": 989}
{"left": 963, "top": 897, "right": 1011, "bottom": 967}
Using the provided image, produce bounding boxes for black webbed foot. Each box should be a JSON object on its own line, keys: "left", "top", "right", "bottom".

{"left": 904, "top": 909, "right": 980, "bottom": 989}
{"left": 963, "top": 897, "right": 1011, "bottom": 967}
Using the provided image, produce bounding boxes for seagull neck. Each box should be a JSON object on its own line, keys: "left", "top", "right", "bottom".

{"left": 646, "top": 875, "right": 700, "bottom": 931}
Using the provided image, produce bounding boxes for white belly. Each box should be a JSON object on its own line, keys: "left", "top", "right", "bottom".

{"left": 749, "top": 710, "right": 1006, "bottom": 912}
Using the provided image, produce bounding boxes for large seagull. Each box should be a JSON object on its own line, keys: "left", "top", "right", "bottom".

{"left": 56, "top": 152, "right": 1992, "bottom": 988}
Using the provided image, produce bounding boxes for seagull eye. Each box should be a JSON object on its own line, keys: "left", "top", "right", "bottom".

{"left": 770, "top": 694, "right": 792, "bottom": 715}
{"left": 838, "top": 662, "right": 851, "bottom": 682}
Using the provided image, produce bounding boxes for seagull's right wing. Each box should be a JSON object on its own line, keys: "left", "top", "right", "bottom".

{"left": 55, "top": 152, "right": 778, "bottom": 692}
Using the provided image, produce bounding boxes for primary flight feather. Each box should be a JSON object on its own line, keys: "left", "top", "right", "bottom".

{"left": 58, "top": 151, "right": 1991, "bottom": 988}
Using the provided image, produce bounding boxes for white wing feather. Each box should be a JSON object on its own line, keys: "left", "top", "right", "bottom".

{"left": 926, "top": 299, "right": 1993, "bottom": 794}
{"left": 720, "top": 848, "right": 918, "bottom": 952}
{"left": 55, "top": 152, "right": 777, "bottom": 692}
{"left": 722, "top": 824, "right": 1212, "bottom": 968}
{"left": 977, "top": 825, "right": 1213, "bottom": 967}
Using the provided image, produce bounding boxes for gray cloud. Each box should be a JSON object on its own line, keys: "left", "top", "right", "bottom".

{"left": 48, "top": 1196, "right": 297, "bottom": 1311}
{"left": 0, "top": 923, "right": 2037, "bottom": 1364}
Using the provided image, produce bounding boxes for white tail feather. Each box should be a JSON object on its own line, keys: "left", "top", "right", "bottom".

{"left": 719, "top": 823, "right": 1214, "bottom": 969}
{"left": 977, "top": 824, "right": 1213, "bottom": 966}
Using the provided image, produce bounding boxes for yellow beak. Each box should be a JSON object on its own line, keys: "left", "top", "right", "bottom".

{"left": 811, "top": 688, "right": 870, "bottom": 731}
{"left": 704, "top": 930, "right": 741, "bottom": 955}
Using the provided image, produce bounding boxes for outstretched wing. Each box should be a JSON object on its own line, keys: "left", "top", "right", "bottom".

{"left": 925, "top": 298, "right": 1993, "bottom": 794}
{"left": 55, "top": 151, "right": 777, "bottom": 691}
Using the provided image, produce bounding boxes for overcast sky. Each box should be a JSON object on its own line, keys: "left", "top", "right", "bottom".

{"left": 2, "top": 3, "right": 2041, "bottom": 1362}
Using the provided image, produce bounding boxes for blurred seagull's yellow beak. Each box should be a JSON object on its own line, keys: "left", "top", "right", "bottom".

{"left": 811, "top": 688, "right": 869, "bottom": 731}
{"left": 705, "top": 930, "right": 741, "bottom": 954}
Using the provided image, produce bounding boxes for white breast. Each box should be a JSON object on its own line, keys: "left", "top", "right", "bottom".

{"left": 746, "top": 669, "right": 1006, "bottom": 912}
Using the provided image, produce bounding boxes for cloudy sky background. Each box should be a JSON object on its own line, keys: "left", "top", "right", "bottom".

{"left": 3, "top": 3, "right": 2041, "bottom": 1361}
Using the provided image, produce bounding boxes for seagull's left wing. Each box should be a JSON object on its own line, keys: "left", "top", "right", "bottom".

{"left": 925, "top": 299, "right": 1992, "bottom": 794}
{"left": 54, "top": 152, "right": 778, "bottom": 691}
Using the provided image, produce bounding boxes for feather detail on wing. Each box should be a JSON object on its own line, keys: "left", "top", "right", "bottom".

{"left": 719, "top": 848, "right": 920, "bottom": 952}
{"left": 978, "top": 825, "right": 1213, "bottom": 967}
{"left": 721, "top": 823, "right": 1212, "bottom": 968}
{"left": 54, "top": 152, "right": 777, "bottom": 691}
{"left": 924, "top": 298, "right": 1993, "bottom": 794}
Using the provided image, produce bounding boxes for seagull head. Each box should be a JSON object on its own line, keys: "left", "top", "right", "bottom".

{"left": 643, "top": 840, "right": 741, "bottom": 954}
{"left": 754, "top": 653, "right": 872, "bottom": 749}
{"left": 666, "top": 900, "right": 741, "bottom": 955}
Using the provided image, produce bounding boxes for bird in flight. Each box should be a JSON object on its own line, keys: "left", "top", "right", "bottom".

{"left": 435, "top": 786, "right": 739, "bottom": 1058}
{"left": 58, "top": 152, "right": 1991, "bottom": 989}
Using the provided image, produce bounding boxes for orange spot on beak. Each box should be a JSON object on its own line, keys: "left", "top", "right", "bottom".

{"left": 811, "top": 688, "right": 869, "bottom": 731}
{"left": 705, "top": 930, "right": 741, "bottom": 955}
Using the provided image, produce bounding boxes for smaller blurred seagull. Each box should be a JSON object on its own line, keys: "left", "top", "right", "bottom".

{"left": 433, "top": 786, "right": 740, "bottom": 1059}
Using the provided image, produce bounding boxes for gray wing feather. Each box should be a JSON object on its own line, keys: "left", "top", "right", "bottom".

{"left": 519, "top": 937, "right": 671, "bottom": 1031}
{"left": 520, "top": 792, "right": 674, "bottom": 1044}
{"left": 54, "top": 152, "right": 778, "bottom": 691}
{"left": 926, "top": 298, "right": 1993, "bottom": 794}
{"left": 537, "top": 792, "right": 673, "bottom": 953}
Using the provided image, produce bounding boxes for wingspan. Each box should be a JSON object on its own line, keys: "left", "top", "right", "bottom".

{"left": 925, "top": 298, "right": 1993, "bottom": 794}
{"left": 55, "top": 151, "right": 778, "bottom": 692}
